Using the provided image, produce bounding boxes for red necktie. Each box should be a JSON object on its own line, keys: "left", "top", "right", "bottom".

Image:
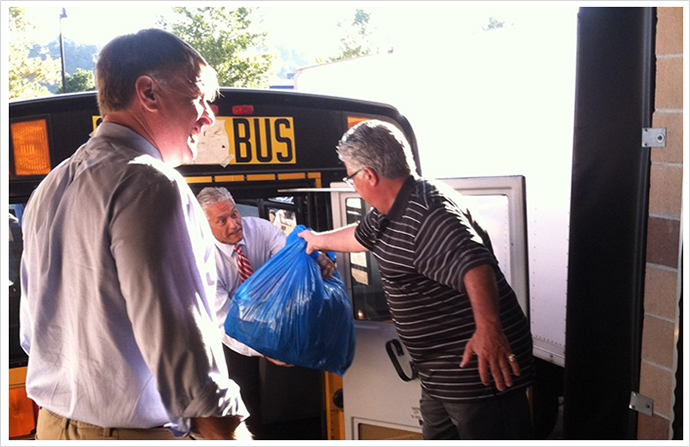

{"left": 235, "top": 245, "right": 254, "bottom": 283}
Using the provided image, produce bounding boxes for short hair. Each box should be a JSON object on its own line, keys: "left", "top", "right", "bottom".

{"left": 197, "top": 187, "right": 235, "bottom": 211}
{"left": 336, "top": 120, "right": 416, "bottom": 180}
{"left": 95, "top": 28, "right": 219, "bottom": 116}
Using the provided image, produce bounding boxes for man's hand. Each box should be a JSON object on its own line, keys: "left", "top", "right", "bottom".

{"left": 459, "top": 264, "right": 520, "bottom": 391}
{"left": 192, "top": 415, "right": 243, "bottom": 440}
{"left": 265, "top": 356, "right": 293, "bottom": 367}
{"left": 460, "top": 325, "right": 520, "bottom": 391}
{"left": 298, "top": 225, "right": 367, "bottom": 255}
{"left": 298, "top": 229, "right": 319, "bottom": 255}
{"left": 315, "top": 252, "right": 336, "bottom": 280}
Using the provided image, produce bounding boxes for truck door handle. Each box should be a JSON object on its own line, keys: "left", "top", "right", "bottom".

{"left": 385, "top": 339, "right": 418, "bottom": 382}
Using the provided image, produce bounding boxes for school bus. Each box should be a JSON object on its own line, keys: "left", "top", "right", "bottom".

{"left": 8, "top": 88, "right": 426, "bottom": 440}
{"left": 8, "top": 87, "right": 538, "bottom": 440}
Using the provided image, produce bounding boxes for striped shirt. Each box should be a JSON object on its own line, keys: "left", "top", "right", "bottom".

{"left": 355, "top": 176, "right": 533, "bottom": 401}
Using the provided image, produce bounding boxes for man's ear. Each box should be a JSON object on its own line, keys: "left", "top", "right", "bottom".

{"left": 134, "top": 75, "right": 159, "bottom": 112}
{"left": 363, "top": 167, "right": 379, "bottom": 186}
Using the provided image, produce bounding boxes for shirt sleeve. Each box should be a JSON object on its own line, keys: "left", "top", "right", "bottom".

{"left": 224, "top": 336, "right": 262, "bottom": 357}
{"left": 214, "top": 252, "right": 262, "bottom": 357}
{"left": 353, "top": 210, "right": 380, "bottom": 251}
{"left": 254, "top": 217, "right": 287, "bottom": 257}
{"left": 110, "top": 175, "right": 246, "bottom": 424}
{"left": 414, "top": 203, "right": 497, "bottom": 295}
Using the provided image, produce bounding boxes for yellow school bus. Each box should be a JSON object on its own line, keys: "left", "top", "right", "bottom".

{"left": 8, "top": 88, "right": 420, "bottom": 440}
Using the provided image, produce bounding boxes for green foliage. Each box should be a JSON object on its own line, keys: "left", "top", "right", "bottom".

{"left": 484, "top": 17, "right": 506, "bottom": 31}
{"left": 30, "top": 39, "right": 98, "bottom": 93}
{"left": 56, "top": 68, "right": 95, "bottom": 94}
{"left": 161, "top": 7, "right": 273, "bottom": 88}
{"left": 273, "top": 46, "right": 309, "bottom": 80}
{"left": 9, "top": 7, "right": 61, "bottom": 100}
{"left": 322, "top": 9, "right": 376, "bottom": 63}
{"left": 33, "top": 39, "right": 98, "bottom": 75}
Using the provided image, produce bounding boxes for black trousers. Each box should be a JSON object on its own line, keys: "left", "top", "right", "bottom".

{"left": 223, "top": 345, "right": 263, "bottom": 436}
{"left": 420, "top": 387, "right": 534, "bottom": 440}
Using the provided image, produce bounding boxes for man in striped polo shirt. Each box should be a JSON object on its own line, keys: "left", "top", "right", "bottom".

{"left": 299, "top": 120, "right": 534, "bottom": 440}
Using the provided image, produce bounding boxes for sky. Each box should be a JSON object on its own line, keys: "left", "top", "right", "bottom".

{"left": 16, "top": 4, "right": 356, "bottom": 58}
{"left": 10, "top": 2, "right": 578, "bottom": 65}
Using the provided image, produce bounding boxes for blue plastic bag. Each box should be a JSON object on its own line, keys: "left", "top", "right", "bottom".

{"left": 224, "top": 225, "right": 356, "bottom": 376}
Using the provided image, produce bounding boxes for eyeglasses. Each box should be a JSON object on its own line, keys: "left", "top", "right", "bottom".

{"left": 343, "top": 169, "right": 363, "bottom": 187}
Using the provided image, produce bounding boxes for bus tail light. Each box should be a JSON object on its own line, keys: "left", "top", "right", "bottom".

{"left": 232, "top": 105, "right": 254, "bottom": 116}
{"left": 11, "top": 120, "right": 51, "bottom": 176}
{"left": 347, "top": 116, "right": 370, "bottom": 129}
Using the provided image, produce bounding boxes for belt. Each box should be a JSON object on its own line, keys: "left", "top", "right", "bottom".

{"left": 41, "top": 407, "right": 167, "bottom": 436}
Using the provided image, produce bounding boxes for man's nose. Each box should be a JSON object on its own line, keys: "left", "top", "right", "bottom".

{"left": 200, "top": 102, "right": 215, "bottom": 127}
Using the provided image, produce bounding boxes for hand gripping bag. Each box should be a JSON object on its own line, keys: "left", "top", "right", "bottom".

{"left": 224, "top": 225, "right": 356, "bottom": 376}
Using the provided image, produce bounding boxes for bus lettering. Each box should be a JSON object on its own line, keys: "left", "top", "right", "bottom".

{"left": 233, "top": 118, "right": 253, "bottom": 163}
{"left": 275, "top": 118, "right": 294, "bottom": 162}
{"left": 256, "top": 119, "right": 272, "bottom": 163}
{"left": 228, "top": 117, "right": 295, "bottom": 164}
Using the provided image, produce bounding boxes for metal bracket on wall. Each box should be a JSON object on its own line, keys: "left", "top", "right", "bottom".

{"left": 641, "top": 127, "right": 666, "bottom": 148}
{"left": 629, "top": 391, "right": 654, "bottom": 416}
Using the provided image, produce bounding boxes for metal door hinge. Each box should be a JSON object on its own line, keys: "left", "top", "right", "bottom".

{"left": 642, "top": 127, "right": 666, "bottom": 148}
{"left": 629, "top": 391, "right": 654, "bottom": 416}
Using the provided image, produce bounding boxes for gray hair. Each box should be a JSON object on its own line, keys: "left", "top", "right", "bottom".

{"left": 336, "top": 120, "right": 416, "bottom": 180}
{"left": 197, "top": 187, "right": 235, "bottom": 211}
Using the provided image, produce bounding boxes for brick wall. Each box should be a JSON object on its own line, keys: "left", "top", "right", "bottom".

{"left": 637, "top": 6, "right": 684, "bottom": 440}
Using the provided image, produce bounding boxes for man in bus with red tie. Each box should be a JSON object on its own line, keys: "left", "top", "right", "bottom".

{"left": 196, "top": 186, "right": 335, "bottom": 439}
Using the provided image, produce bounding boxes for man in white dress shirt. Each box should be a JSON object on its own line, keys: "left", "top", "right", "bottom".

{"left": 20, "top": 29, "right": 246, "bottom": 440}
{"left": 196, "top": 186, "right": 335, "bottom": 438}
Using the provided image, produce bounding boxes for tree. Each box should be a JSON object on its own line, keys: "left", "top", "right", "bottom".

{"left": 160, "top": 7, "right": 273, "bottom": 88}
{"left": 56, "top": 68, "right": 95, "bottom": 94}
{"left": 32, "top": 39, "right": 99, "bottom": 75}
{"left": 30, "top": 39, "right": 99, "bottom": 93}
{"left": 273, "top": 45, "right": 310, "bottom": 81}
{"left": 323, "top": 9, "right": 377, "bottom": 63}
{"left": 8, "top": 7, "right": 60, "bottom": 100}
{"left": 483, "top": 17, "right": 506, "bottom": 31}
